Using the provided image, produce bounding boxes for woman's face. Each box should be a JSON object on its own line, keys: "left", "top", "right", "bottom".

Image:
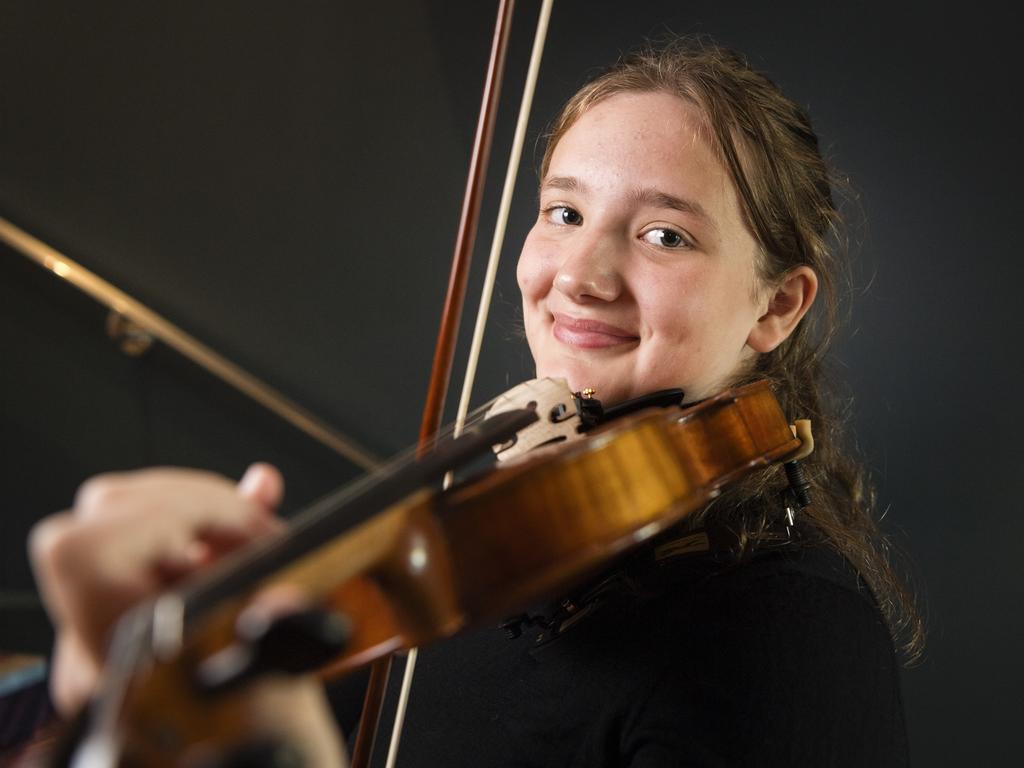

{"left": 517, "top": 90, "right": 768, "bottom": 405}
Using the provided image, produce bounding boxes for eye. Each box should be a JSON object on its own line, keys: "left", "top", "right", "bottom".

{"left": 641, "top": 227, "right": 691, "bottom": 249}
{"left": 543, "top": 205, "right": 583, "bottom": 226}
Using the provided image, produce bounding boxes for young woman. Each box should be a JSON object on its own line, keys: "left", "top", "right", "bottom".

{"left": 27, "top": 37, "right": 920, "bottom": 766}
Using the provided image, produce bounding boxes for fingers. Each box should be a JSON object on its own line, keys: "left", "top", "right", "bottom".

{"left": 238, "top": 462, "right": 285, "bottom": 510}
{"left": 31, "top": 463, "right": 347, "bottom": 763}
{"left": 234, "top": 678, "right": 349, "bottom": 767}
{"left": 49, "top": 630, "right": 101, "bottom": 716}
{"left": 29, "top": 464, "right": 288, "bottom": 714}
{"left": 72, "top": 466, "right": 282, "bottom": 536}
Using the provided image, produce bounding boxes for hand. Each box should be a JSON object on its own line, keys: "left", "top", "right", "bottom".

{"left": 29, "top": 463, "right": 348, "bottom": 766}
{"left": 30, "top": 463, "right": 284, "bottom": 714}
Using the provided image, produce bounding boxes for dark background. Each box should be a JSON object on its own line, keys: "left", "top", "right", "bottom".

{"left": 1, "top": 1, "right": 1020, "bottom": 764}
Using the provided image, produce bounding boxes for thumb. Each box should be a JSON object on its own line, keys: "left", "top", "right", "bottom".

{"left": 238, "top": 462, "right": 285, "bottom": 511}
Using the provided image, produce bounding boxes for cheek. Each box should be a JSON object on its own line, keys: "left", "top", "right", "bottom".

{"left": 639, "top": 264, "right": 755, "bottom": 354}
{"left": 636, "top": 268, "right": 705, "bottom": 340}
{"left": 516, "top": 233, "right": 552, "bottom": 303}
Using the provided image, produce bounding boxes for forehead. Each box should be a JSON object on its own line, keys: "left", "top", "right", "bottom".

{"left": 546, "top": 90, "right": 736, "bottom": 209}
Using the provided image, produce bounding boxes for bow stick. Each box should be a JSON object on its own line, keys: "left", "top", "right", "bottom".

{"left": 382, "top": 4, "right": 555, "bottom": 766}
{"left": 349, "top": 1, "right": 518, "bottom": 764}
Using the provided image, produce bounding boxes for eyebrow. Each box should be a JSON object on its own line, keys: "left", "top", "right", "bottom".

{"left": 542, "top": 175, "right": 585, "bottom": 193}
{"left": 542, "top": 175, "right": 715, "bottom": 230}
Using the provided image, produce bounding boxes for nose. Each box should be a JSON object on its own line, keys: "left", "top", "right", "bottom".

{"left": 553, "top": 239, "right": 622, "bottom": 303}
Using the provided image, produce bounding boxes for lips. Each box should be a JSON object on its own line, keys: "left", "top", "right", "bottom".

{"left": 551, "top": 312, "right": 639, "bottom": 349}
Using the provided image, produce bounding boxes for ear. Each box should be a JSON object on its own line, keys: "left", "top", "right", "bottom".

{"left": 747, "top": 266, "right": 818, "bottom": 353}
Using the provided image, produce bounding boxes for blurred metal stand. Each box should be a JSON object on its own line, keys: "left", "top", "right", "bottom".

{"left": 0, "top": 216, "right": 380, "bottom": 471}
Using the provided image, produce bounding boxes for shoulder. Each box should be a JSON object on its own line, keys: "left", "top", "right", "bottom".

{"left": 674, "top": 542, "right": 893, "bottom": 647}
{"left": 608, "top": 543, "right": 909, "bottom": 766}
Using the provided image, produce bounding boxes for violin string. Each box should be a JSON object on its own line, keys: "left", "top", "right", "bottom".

{"left": 281, "top": 388, "right": 507, "bottom": 524}
{"left": 177, "top": 390, "right": 512, "bottom": 618}
{"left": 384, "top": 3, "right": 555, "bottom": 767}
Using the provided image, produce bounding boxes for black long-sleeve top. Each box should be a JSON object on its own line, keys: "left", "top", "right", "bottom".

{"left": 330, "top": 532, "right": 909, "bottom": 767}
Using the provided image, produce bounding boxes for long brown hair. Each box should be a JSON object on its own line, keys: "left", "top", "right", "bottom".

{"left": 539, "top": 36, "right": 923, "bottom": 662}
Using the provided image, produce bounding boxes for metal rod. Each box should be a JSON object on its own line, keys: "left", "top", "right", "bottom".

{"left": 0, "top": 216, "right": 380, "bottom": 471}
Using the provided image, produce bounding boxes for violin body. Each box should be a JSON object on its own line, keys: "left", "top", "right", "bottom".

{"left": 72, "top": 379, "right": 802, "bottom": 766}
{"left": 440, "top": 378, "right": 800, "bottom": 623}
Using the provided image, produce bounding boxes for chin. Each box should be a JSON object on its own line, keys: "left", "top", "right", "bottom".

{"left": 536, "top": 360, "right": 587, "bottom": 394}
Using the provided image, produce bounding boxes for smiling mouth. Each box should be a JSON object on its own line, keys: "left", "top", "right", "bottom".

{"left": 551, "top": 313, "right": 639, "bottom": 350}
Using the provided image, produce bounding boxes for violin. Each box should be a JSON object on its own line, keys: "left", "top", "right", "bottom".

{"left": 55, "top": 376, "right": 807, "bottom": 766}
